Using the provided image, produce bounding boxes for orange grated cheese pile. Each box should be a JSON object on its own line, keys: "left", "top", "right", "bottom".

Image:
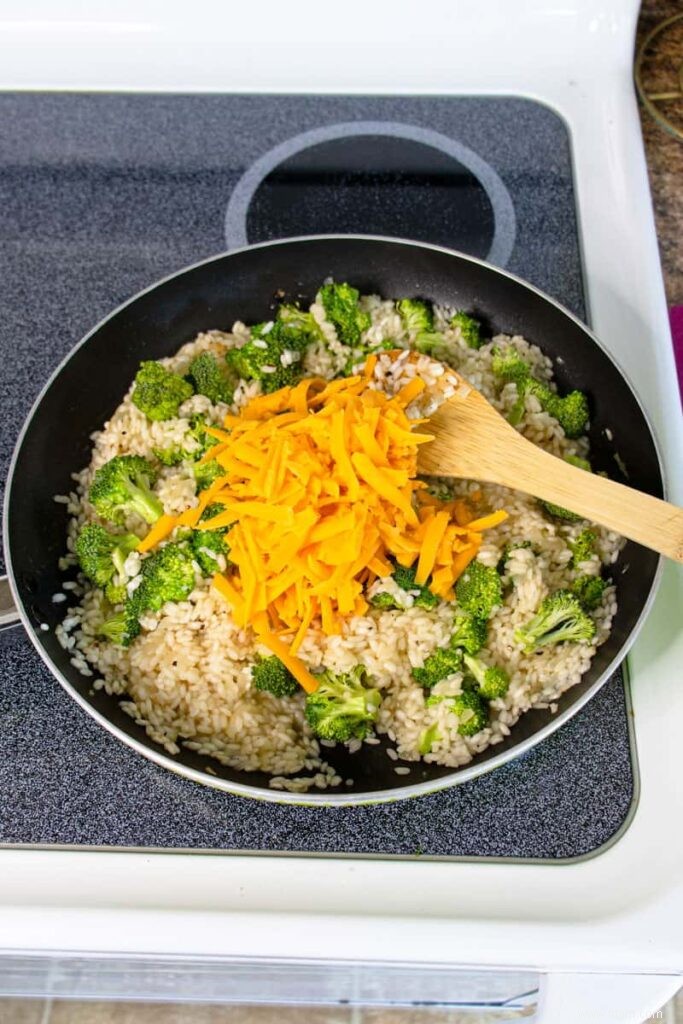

{"left": 139, "top": 364, "right": 507, "bottom": 692}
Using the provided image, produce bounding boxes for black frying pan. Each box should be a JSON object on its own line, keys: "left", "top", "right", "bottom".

{"left": 2, "top": 236, "right": 664, "bottom": 805}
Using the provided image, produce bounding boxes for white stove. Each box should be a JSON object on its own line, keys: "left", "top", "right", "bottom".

{"left": 0, "top": 2, "right": 681, "bottom": 1022}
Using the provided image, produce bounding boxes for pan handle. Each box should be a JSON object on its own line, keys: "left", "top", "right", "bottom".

{"left": 0, "top": 575, "right": 21, "bottom": 631}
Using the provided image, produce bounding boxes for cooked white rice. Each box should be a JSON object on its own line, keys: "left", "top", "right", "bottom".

{"left": 55, "top": 293, "right": 623, "bottom": 791}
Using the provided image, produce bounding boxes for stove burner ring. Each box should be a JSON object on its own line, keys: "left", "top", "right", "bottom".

{"left": 225, "top": 121, "right": 516, "bottom": 267}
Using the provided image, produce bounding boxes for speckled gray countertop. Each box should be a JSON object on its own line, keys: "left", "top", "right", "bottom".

{"left": 0, "top": 93, "right": 634, "bottom": 858}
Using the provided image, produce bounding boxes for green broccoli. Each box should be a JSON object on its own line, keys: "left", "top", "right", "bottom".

{"left": 75, "top": 524, "right": 139, "bottom": 590}
{"left": 369, "top": 563, "right": 439, "bottom": 611}
{"left": 98, "top": 602, "right": 141, "bottom": 647}
{"left": 226, "top": 319, "right": 310, "bottom": 393}
{"left": 571, "top": 574, "right": 607, "bottom": 611}
{"left": 133, "top": 541, "right": 196, "bottom": 614}
{"left": 392, "top": 563, "right": 439, "bottom": 609}
{"left": 412, "top": 332, "right": 444, "bottom": 355}
{"left": 450, "top": 311, "right": 482, "bottom": 349}
{"left": 89, "top": 455, "right": 163, "bottom": 526}
{"left": 451, "top": 689, "right": 489, "bottom": 736}
{"left": 412, "top": 646, "right": 464, "bottom": 689}
{"left": 318, "top": 282, "right": 372, "bottom": 348}
{"left": 514, "top": 590, "right": 596, "bottom": 653}
{"left": 187, "top": 352, "right": 235, "bottom": 406}
{"left": 491, "top": 347, "right": 531, "bottom": 386}
{"left": 397, "top": 297, "right": 434, "bottom": 336}
{"left": 98, "top": 541, "right": 197, "bottom": 646}
{"left": 455, "top": 561, "right": 503, "bottom": 619}
{"left": 417, "top": 722, "right": 441, "bottom": 755}
{"left": 450, "top": 611, "right": 488, "bottom": 655}
{"left": 104, "top": 581, "right": 128, "bottom": 606}
{"left": 497, "top": 540, "right": 533, "bottom": 574}
{"left": 304, "top": 665, "right": 381, "bottom": 742}
{"left": 251, "top": 655, "right": 298, "bottom": 697}
{"left": 187, "top": 415, "right": 220, "bottom": 457}
{"left": 569, "top": 527, "right": 597, "bottom": 567}
{"left": 526, "top": 379, "right": 589, "bottom": 438}
{"left": 463, "top": 653, "right": 510, "bottom": 700}
{"left": 540, "top": 454, "right": 591, "bottom": 522}
{"left": 200, "top": 502, "right": 228, "bottom": 522}
{"left": 131, "top": 361, "right": 194, "bottom": 421}
{"left": 152, "top": 446, "right": 188, "bottom": 467}
{"left": 491, "top": 348, "right": 532, "bottom": 425}
{"left": 277, "top": 302, "right": 325, "bottom": 343}
{"left": 194, "top": 459, "right": 226, "bottom": 493}
{"left": 152, "top": 414, "right": 220, "bottom": 467}
{"left": 491, "top": 351, "right": 589, "bottom": 436}
{"left": 369, "top": 591, "right": 398, "bottom": 611}
{"left": 190, "top": 526, "right": 231, "bottom": 576}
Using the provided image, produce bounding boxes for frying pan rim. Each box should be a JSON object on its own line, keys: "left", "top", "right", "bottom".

{"left": 2, "top": 233, "right": 667, "bottom": 807}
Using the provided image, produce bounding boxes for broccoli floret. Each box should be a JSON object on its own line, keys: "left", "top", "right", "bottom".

{"left": 98, "top": 602, "right": 140, "bottom": 647}
{"left": 75, "top": 524, "right": 139, "bottom": 590}
{"left": 392, "top": 563, "right": 439, "bottom": 609}
{"left": 491, "top": 351, "right": 589, "bottom": 436}
{"left": 200, "top": 502, "right": 227, "bottom": 523}
{"left": 417, "top": 722, "right": 442, "bottom": 755}
{"left": 514, "top": 590, "right": 596, "bottom": 653}
{"left": 540, "top": 454, "right": 592, "bottom": 522}
{"left": 226, "top": 319, "right": 310, "bottom": 393}
{"left": 134, "top": 541, "right": 196, "bottom": 615}
{"left": 152, "top": 414, "right": 221, "bottom": 467}
{"left": 526, "top": 380, "right": 589, "bottom": 438}
{"left": 369, "top": 563, "right": 439, "bottom": 611}
{"left": 450, "top": 311, "right": 482, "bottom": 349}
{"left": 369, "top": 590, "right": 399, "bottom": 611}
{"left": 569, "top": 527, "right": 597, "bottom": 567}
{"left": 413, "top": 332, "right": 444, "bottom": 354}
{"left": 397, "top": 297, "right": 433, "bottom": 336}
{"left": 97, "top": 542, "right": 195, "bottom": 646}
{"left": 104, "top": 581, "right": 127, "bottom": 606}
{"left": 491, "top": 348, "right": 532, "bottom": 426}
{"left": 451, "top": 689, "right": 489, "bottom": 736}
{"left": 277, "top": 302, "right": 325, "bottom": 342}
{"left": 497, "top": 540, "right": 533, "bottom": 575}
{"left": 251, "top": 655, "right": 298, "bottom": 697}
{"left": 190, "top": 527, "right": 231, "bottom": 576}
{"left": 412, "top": 646, "right": 464, "bottom": 689}
{"left": 187, "top": 415, "right": 220, "bottom": 457}
{"left": 131, "top": 361, "right": 194, "bottom": 421}
{"left": 463, "top": 653, "right": 510, "bottom": 700}
{"left": 491, "top": 347, "right": 531, "bottom": 386}
{"left": 455, "top": 561, "right": 503, "bottom": 619}
{"left": 318, "top": 282, "right": 372, "bottom": 348}
{"left": 194, "top": 459, "right": 226, "bottom": 493}
{"left": 571, "top": 574, "right": 607, "bottom": 611}
{"left": 304, "top": 665, "right": 381, "bottom": 742}
{"left": 89, "top": 455, "right": 163, "bottom": 526}
{"left": 187, "top": 352, "right": 235, "bottom": 406}
{"left": 449, "top": 611, "right": 488, "bottom": 655}
{"left": 153, "top": 446, "right": 188, "bottom": 467}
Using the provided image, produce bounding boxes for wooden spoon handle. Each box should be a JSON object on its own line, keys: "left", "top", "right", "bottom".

{"left": 486, "top": 439, "right": 683, "bottom": 563}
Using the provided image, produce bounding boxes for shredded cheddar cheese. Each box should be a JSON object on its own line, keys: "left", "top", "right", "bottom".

{"left": 144, "top": 363, "right": 508, "bottom": 687}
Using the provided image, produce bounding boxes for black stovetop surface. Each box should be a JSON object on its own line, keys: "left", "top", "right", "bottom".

{"left": 0, "top": 93, "right": 633, "bottom": 859}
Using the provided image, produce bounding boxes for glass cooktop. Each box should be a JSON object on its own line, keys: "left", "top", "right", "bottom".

{"left": 0, "top": 92, "right": 633, "bottom": 859}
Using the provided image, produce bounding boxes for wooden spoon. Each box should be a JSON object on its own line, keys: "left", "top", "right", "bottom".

{"left": 417, "top": 367, "right": 683, "bottom": 563}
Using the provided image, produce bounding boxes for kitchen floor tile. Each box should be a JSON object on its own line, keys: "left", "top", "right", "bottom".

{"left": 361, "top": 1009, "right": 531, "bottom": 1023}
{"left": 48, "top": 1003, "right": 353, "bottom": 1024}
{"left": 0, "top": 998, "right": 49, "bottom": 1024}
